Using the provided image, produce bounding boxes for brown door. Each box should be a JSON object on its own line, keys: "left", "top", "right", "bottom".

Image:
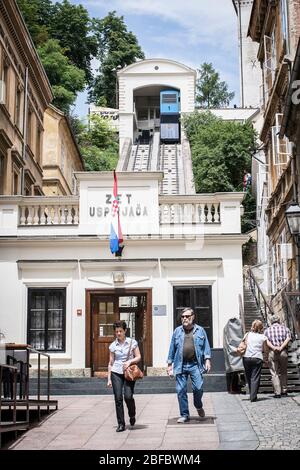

{"left": 92, "top": 295, "right": 118, "bottom": 372}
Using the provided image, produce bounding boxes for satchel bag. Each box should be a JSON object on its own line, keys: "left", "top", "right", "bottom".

{"left": 236, "top": 333, "right": 249, "bottom": 357}
{"left": 124, "top": 339, "right": 144, "bottom": 381}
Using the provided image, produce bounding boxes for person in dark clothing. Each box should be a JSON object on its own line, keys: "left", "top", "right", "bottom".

{"left": 107, "top": 321, "right": 141, "bottom": 432}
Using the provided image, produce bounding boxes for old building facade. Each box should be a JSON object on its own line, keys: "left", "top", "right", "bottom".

{"left": 248, "top": 0, "right": 300, "bottom": 334}
{"left": 43, "top": 105, "right": 84, "bottom": 196}
{"left": 0, "top": 0, "right": 53, "bottom": 196}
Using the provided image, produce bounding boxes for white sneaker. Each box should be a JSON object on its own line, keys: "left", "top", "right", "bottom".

{"left": 177, "top": 416, "right": 190, "bottom": 423}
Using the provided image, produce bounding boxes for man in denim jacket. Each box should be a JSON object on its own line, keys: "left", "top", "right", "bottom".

{"left": 167, "top": 307, "right": 211, "bottom": 423}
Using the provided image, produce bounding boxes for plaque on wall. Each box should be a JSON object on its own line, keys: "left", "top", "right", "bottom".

{"left": 152, "top": 305, "right": 167, "bottom": 316}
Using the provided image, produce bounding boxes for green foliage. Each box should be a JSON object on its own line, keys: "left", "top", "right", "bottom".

{"left": 182, "top": 111, "right": 257, "bottom": 232}
{"left": 38, "top": 39, "right": 85, "bottom": 112}
{"left": 17, "top": 0, "right": 53, "bottom": 46}
{"left": 50, "top": 0, "right": 97, "bottom": 82}
{"left": 77, "top": 114, "right": 118, "bottom": 171}
{"left": 90, "top": 11, "right": 145, "bottom": 107}
{"left": 196, "top": 63, "right": 235, "bottom": 108}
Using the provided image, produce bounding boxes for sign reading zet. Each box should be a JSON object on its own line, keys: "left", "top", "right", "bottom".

{"left": 86, "top": 184, "right": 159, "bottom": 235}
{"left": 89, "top": 193, "right": 148, "bottom": 219}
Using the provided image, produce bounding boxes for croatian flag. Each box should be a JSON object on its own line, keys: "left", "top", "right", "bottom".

{"left": 109, "top": 171, "right": 123, "bottom": 255}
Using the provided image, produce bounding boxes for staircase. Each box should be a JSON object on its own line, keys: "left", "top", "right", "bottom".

{"left": 243, "top": 284, "right": 300, "bottom": 393}
{"left": 29, "top": 374, "right": 226, "bottom": 396}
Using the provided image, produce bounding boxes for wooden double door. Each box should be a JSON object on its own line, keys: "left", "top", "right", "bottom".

{"left": 86, "top": 290, "right": 152, "bottom": 375}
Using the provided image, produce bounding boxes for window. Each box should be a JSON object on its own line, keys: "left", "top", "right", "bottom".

{"left": 61, "top": 141, "right": 65, "bottom": 174}
{"left": 12, "top": 167, "right": 20, "bottom": 195}
{"left": 271, "top": 113, "right": 291, "bottom": 178}
{"left": 15, "top": 84, "right": 23, "bottom": 130}
{"left": 27, "top": 108, "right": 32, "bottom": 149}
{"left": 36, "top": 127, "right": 42, "bottom": 165}
{"left": 0, "top": 58, "right": 9, "bottom": 105}
{"left": 281, "top": 0, "right": 290, "bottom": 53}
{"left": 27, "top": 288, "right": 66, "bottom": 352}
{"left": 0, "top": 154, "right": 4, "bottom": 194}
{"left": 278, "top": 229, "right": 288, "bottom": 287}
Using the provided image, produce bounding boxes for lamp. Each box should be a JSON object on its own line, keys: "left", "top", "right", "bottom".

{"left": 286, "top": 203, "right": 300, "bottom": 241}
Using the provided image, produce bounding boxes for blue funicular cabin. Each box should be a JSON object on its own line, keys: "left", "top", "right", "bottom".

{"left": 160, "top": 89, "right": 180, "bottom": 144}
{"left": 133, "top": 86, "right": 181, "bottom": 145}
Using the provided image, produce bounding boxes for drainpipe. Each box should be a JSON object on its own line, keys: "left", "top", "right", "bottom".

{"left": 21, "top": 66, "right": 29, "bottom": 195}
{"left": 238, "top": 0, "right": 245, "bottom": 107}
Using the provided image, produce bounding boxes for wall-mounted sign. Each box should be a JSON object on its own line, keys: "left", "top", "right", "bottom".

{"left": 152, "top": 305, "right": 167, "bottom": 316}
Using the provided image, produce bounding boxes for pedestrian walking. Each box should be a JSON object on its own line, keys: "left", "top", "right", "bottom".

{"left": 167, "top": 307, "right": 211, "bottom": 423}
{"left": 243, "top": 319, "right": 268, "bottom": 402}
{"left": 107, "top": 321, "right": 141, "bottom": 432}
{"left": 264, "top": 315, "right": 291, "bottom": 398}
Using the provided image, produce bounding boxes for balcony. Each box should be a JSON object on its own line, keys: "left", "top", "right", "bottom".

{"left": 0, "top": 192, "right": 244, "bottom": 237}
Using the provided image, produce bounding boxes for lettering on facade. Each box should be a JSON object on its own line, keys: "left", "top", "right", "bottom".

{"left": 89, "top": 193, "right": 148, "bottom": 218}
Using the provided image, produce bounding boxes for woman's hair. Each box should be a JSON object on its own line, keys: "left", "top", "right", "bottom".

{"left": 113, "top": 320, "right": 127, "bottom": 331}
{"left": 251, "top": 319, "right": 264, "bottom": 333}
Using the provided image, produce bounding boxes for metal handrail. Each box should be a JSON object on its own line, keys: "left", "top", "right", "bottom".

{"left": 246, "top": 266, "right": 274, "bottom": 326}
{"left": 283, "top": 290, "right": 300, "bottom": 339}
{"left": 0, "top": 364, "right": 18, "bottom": 428}
{"left": 28, "top": 348, "right": 51, "bottom": 415}
{"left": 239, "top": 293, "right": 246, "bottom": 334}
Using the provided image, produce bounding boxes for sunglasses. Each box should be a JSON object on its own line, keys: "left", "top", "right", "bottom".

{"left": 181, "top": 314, "right": 192, "bottom": 319}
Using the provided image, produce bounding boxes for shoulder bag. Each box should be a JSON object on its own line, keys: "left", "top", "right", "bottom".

{"left": 124, "top": 339, "right": 144, "bottom": 381}
{"left": 236, "top": 333, "right": 249, "bottom": 357}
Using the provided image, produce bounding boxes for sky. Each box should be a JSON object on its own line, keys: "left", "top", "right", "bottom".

{"left": 69, "top": 0, "right": 240, "bottom": 117}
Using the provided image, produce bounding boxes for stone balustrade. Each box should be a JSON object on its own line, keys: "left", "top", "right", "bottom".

{"left": 159, "top": 196, "right": 221, "bottom": 224}
{"left": 18, "top": 197, "right": 79, "bottom": 226}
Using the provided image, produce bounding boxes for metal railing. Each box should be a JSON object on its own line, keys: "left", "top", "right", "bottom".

{"left": 239, "top": 293, "right": 246, "bottom": 334}
{"left": 246, "top": 266, "right": 274, "bottom": 326}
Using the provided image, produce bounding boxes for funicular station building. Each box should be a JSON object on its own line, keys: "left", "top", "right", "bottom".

{"left": 0, "top": 59, "right": 247, "bottom": 377}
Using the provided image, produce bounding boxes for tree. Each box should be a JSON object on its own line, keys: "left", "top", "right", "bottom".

{"left": 38, "top": 39, "right": 85, "bottom": 113}
{"left": 50, "top": 0, "right": 97, "bottom": 83}
{"left": 196, "top": 63, "right": 235, "bottom": 108}
{"left": 182, "top": 111, "right": 256, "bottom": 232}
{"left": 90, "top": 11, "right": 144, "bottom": 107}
{"left": 17, "top": 0, "right": 53, "bottom": 46}
{"left": 77, "top": 114, "right": 118, "bottom": 171}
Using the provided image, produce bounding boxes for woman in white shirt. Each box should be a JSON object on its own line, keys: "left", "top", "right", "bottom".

{"left": 243, "top": 319, "right": 268, "bottom": 402}
{"left": 107, "top": 321, "right": 141, "bottom": 432}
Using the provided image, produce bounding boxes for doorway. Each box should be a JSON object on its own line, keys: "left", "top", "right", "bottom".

{"left": 173, "top": 286, "right": 213, "bottom": 346}
{"left": 86, "top": 289, "right": 152, "bottom": 376}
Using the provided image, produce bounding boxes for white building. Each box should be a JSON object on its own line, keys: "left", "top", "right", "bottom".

{"left": 0, "top": 59, "right": 247, "bottom": 376}
{"left": 232, "top": 0, "right": 262, "bottom": 108}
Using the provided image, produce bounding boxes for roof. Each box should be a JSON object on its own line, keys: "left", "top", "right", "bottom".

{"left": 118, "top": 58, "right": 197, "bottom": 76}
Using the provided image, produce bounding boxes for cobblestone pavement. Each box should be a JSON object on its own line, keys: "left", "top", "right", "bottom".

{"left": 236, "top": 393, "right": 300, "bottom": 450}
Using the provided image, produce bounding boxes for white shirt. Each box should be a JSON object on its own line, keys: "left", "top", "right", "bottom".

{"left": 109, "top": 337, "right": 138, "bottom": 374}
{"left": 244, "top": 332, "right": 267, "bottom": 360}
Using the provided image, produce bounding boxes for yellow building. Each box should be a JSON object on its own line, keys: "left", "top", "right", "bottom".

{"left": 43, "top": 105, "right": 84, "bottom": 196}
{"left": 0, "top": 0, "right": 52, "bottom": 196}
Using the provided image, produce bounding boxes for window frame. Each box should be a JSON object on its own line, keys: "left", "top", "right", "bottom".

{"left": 27, "top": 287, "right": 66, "bottom": 353}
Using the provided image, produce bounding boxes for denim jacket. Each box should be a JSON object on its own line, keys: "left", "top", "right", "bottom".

{"left": 167, "top": 324, "right": 211, "bottom": 375}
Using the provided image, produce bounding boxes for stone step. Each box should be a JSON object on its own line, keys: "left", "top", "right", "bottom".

{"left": 29, "top": 374, "right": 227, "bottom": 395}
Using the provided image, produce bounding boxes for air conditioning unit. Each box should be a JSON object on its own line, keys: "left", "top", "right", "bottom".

{"left": 0, "top": 80, "right": 5, "bottom": 104}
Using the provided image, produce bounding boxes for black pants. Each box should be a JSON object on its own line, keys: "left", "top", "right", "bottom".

{"left": 111, "top": 372, "right": 136, "bottom": 426}
{"left": 243, "top": 357, "right": 263, "bottom": 401}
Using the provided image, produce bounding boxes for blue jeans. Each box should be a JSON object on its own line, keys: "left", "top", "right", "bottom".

{"left": 175, "top": 361, "right": 204, "bottom": 417}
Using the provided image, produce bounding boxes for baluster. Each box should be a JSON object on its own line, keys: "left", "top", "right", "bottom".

{"left": 67, "top": 205, "right": 73, "bottom": 224}
{"left": 53, "top": 206, "right": 59, "bottom": 224}
{"left": 198, "top": 204, "right": 204, "bottom": 223}
{"left": 207, "top": 203, "right": 213, "bottom": 223}
{"left": 27, "top": 206, "right": 33, "bottom": 225}
{"left": 33, "top": 206, "right": 39, "bottom": 225}
{"left": 40, "top": 206, "right": 46, "bottom": 225}
{"left": 20, "top": 206, "right": 26, "bottom": 225}
{"left": 73, "top": 205, "right": 79, "bottom": 224}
